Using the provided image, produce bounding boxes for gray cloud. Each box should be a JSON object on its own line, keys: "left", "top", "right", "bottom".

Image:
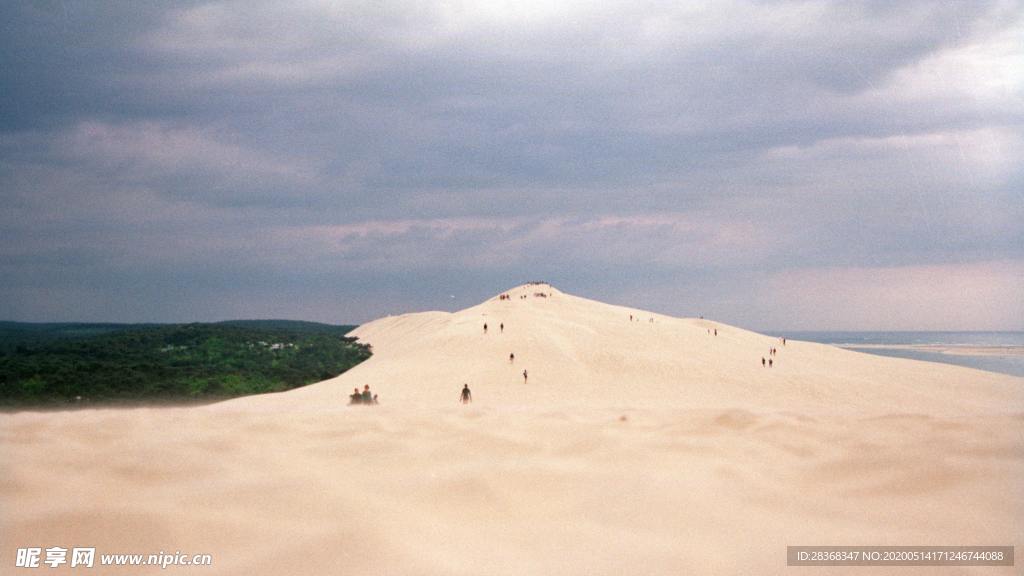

{"left": 1, "top": 0, "right": 1021, "bottom": 328}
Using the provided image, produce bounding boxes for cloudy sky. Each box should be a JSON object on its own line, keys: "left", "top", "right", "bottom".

{"left": 1, "top": 1, "right": 1022, "bottom": 330}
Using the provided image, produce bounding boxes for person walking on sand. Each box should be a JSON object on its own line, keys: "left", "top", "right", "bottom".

{"left": 483, "top": 323, "right": 488, "bottom": 334}
{"left": 460, "top": 384, "right": 472, "bottom": 404}
{"left": 769, "top": 358, "right": 773, "bottom": 368}
{"left": 500, "top": 322, "right": 504, "bottom": 333}
{"left": 522, "top": 369, "right": 528, "bottom": 383}
{"left": 361, "top": 385, "right": 373, "bottom": 404}
{"left": 349, "top": 387, "right": 362, "bottom": 405}
{"left": 509, "top": 352, "right": 515, "bottom": 363}
{"left": 762, "top": 357, "right": 766, "bottom": 367}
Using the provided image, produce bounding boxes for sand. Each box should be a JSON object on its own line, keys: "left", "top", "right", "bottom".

{"left": 844, "top": 344, "right": 1024, "bottom": 357}
{"left": 2, "top": 283, "right": 1022, "bottom": 574}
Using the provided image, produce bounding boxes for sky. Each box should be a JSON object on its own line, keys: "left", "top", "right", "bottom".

{"left": 1, "top": 0, "right": 1022, "bottom": 330}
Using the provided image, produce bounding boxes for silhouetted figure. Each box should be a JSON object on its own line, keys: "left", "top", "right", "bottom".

{"left": 483, "top": 323, "right": 488, "bottom": 334}
{"left": 714, "top": 329, "right": 718, "bottom": 336}
{"left": 349, "top": 388, "right": 362, "bottom": 405}
{"left": 500, "top": 323, "right": 504, "bottom": 333}
{"left": 782, "top": 338, "right": 786, "bottom": 346}
{"left": 522, "top": 369, "right": 528, "bottom": 383}
{"left": 509, "top": 352, "right": 515, "bottom": 363}
{"left": 762, "top": 357, "right": 766, "bottom": 367}
{"left": 769, "top": 358, "right": 773, "bottom": 368}
{"left": 373, "top": 394, "right": 379, "bottom": 405}
{"left": 361, "top": 385, "right": 373, "bottom": 404}
{"left": 460, "top": 384, "right": 472, "bottom": 404}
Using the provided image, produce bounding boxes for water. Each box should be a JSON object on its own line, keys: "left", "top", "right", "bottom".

{"left": 776, "top": 332, "right": 1024, "bottom": 377}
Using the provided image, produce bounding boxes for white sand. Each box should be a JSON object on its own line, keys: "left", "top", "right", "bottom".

{"left": 2, "top": 283, "right": 1022, "bottom": 574}
{"left": 843, "top": 343, "right": 1024, "bottom": 357}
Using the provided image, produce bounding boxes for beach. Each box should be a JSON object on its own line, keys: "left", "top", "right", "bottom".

{"left": 3, "top": 284, "right": 1022, "bottom": 574}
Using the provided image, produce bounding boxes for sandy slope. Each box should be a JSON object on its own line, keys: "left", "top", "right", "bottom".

{"left": 226, "top": 283, "right": 1019, "bottom": 415}
{"left": 2, "top": 283, "right": 1022, "bottom": 575}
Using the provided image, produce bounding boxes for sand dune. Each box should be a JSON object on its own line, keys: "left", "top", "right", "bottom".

{"left": 3, "top": 284, "right": 1022, "bottom": 574}
{"left": 224, "top": 283, "right": 1019, "bottom": 415}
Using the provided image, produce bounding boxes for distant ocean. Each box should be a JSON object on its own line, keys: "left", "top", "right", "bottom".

{"left": 777, "top": 332, "right": 1024, "bottom": 378}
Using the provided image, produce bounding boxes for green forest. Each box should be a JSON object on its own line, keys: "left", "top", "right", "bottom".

{"left": 0, "top": 321, "right": 371, "bottom": 407}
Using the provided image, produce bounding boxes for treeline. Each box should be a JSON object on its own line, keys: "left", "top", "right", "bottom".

{"left": 0, "top": 321, "right": 371, "bottom": 406}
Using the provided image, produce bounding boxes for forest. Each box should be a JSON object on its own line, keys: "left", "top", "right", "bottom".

{"left": 0, "top": 321, "right": 371, "bottom": 406}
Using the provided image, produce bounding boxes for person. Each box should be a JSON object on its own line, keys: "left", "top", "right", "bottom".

{"left": 500, "top": 322, "right": 504, "bottom": 333}
{"left": 769, "top": 358, "right": 773, "bottom": 368}
{"left": 349, "top": 388, "right": 362, "bottom": 405}
{"left": 373, "top": 394, "right": 379, "bottom": 405}
{"left": 460, "top": 384, "right": 472, "bottom": 404}
{"left": 714, "top": 329, "right": 718, "bottom": 336}
{"left": 509, "top": 352, "right": 515, "bottom": 363}
{"left": 361, "top": 384, "right": 373, "bottom": 404}
{"left": 483, "top": 323, "right": 488, "bottom": 334}
{"left": 782, "top": 338, "right": 786, "bottom": 346}
{"left": 522, "top": 369, "right": 528, "bottom": 383}
{"left": 761, "top": 357, "right": 766, "bottom": 367}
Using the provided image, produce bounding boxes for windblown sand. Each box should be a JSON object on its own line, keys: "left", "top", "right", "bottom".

{"left": 3, "top": 285, "right": 1022, "bottom": 574}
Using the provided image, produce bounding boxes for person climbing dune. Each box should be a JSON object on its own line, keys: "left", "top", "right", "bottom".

{"left": 460, "top": 384, "right": 472, "bottom": 404}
